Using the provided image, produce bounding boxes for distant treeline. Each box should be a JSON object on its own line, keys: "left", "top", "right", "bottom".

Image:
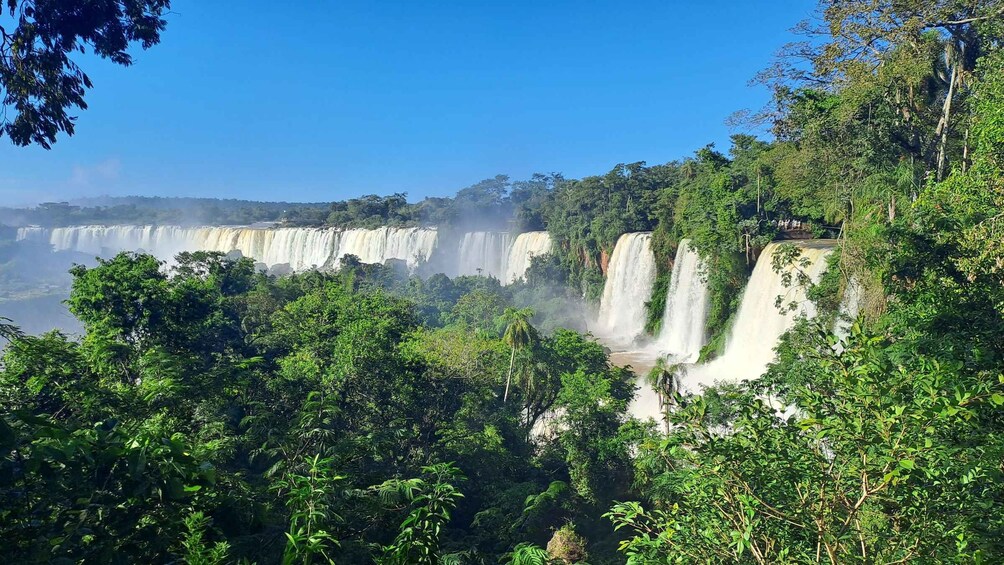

{"left": 0, "top": 197, "right": 328, "bottom": 228}
{"left": 0, "top": 175, "right": 568, "bottom": 231}
{"left": 0, "top": 153, "right": 838, "bottom": 343}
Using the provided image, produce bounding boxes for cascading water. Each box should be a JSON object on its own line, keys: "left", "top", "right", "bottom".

{"left": 834, "top": 277, "right": 863, "bottom": 345}
{"left": 454, "top": 232, "right": 512, "bottom": 278}
{"left": 332, "top": 227, "right": 437, "bottom": 268}
{"left": 502, "top": 231, "right": 552, "bottom": 283}
{"left": 653, "top": 239, "right": 709, "bottom": 362}
{"left": 594, "top": 232, "right": 656, "bottom": 346}
{"left": 253, "top": 228, "right": 340, "bottom": 271}
{"left": 24, "top": 224, "right": 550, "bottom": 280}
{"left": 30, "top": 225, "right": 437, "bottom": 272}
{"left": 47, "top": 225, "right": 201, "bottom": 258}
{"left": 684, "top": 240, "right": 835, "bottom": 390}
{"left": 15, "top": 226, "right": 47, "bottom": 242}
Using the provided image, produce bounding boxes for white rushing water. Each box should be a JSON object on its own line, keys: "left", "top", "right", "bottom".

{"left": 455, "top": 232, "right": 512, "bottom": 278}
{"left": 683, "top": 240, "right": 835, "bottom": 391}
{"left": 453, "top": 231, "right": 553, "bottom": 283}
{"left": 594, "top": 232, "right": 657, "bottom": 346}
{"left": 503, "top": 231, "right": 552, "bottom": 283}
{"left": 15, "top": 226, "right": 47, "bottom": 242}
{"left": 333, "top": 227, "right": 438, "bottom": 268}
{"left": 834, "top": 277, "right": 863, "bottom": 346}
{"left": 22, "top": 225, "right": 550, "bottom": 280}
{"left": 29, "top": 225, "right": 438, "bottom": 272}
{"left": 652, "top": 239, "right": 710, "bottom": 362}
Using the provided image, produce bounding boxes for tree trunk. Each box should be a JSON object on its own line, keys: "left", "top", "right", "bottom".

{"left": 504, "top": 347, "right": 515, "bottom": 402}
{"left": 963, "top": 125, "right": 970, "bottom": 173}
{"left": 756, "top": 170, "right": 761, "bottom": 216}
{"left": 936, "top": 55, "right": 959, "bottom": 181}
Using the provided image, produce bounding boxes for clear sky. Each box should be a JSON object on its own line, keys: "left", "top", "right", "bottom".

{"left": 0, "top": 0, "right": 815, "bottom": 206}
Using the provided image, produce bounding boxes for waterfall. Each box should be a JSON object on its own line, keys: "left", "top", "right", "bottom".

{"left": 31, "top": 225, "right": 437, "bottom": 272}
{"left": 332, "top": 227, "right": 438, "bottom": 268}
{"left": 22, "top": 224, "right": 553, "bottom": 280}
{"left": 254, "top": 228, "right": 340, "bottom": 271}
{"left": 684, "top": 240, "right": 835, "bottom": 390}
{"left": 653, "top": 239, "right": 709, "bottom": 362}
{"left": 455, "top": 232, "right": 512, "bottom": 278}
{"left": 47, "top": 225, "right": 201, "bottom": 258}
{"left": 503, "top": 231, "right": 552, "bottom": 283}
{"left": 834, "top": 277, "right": 863, "bottom": 345}
{"left": 15, "top": 226, "right": 47, "bottom": 242}
{"left": 594, "top": 232, "right": 656, "bottom": 346}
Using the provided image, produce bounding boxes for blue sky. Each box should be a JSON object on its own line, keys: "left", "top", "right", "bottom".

{"left": 0, "top": 0, "right": 815, "bottom": 206}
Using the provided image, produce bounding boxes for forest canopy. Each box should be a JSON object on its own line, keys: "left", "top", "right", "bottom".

{"left": 4, "top": 0, "right": 1004, "bottom": 563}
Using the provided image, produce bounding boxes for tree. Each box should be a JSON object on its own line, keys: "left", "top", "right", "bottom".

{"left": 0, "top": 315, "right": 21, "bottom": 341}
{"left": 500, "top": 307, "right": 537, "bottom": 403}
{"left": 646, "top": 356, "right": 679, "bottom": 416}
{"left": 760, "top": 0, "right": 1004, "bottom": 180}
{"left": 0, "top": 0, "right": 172, "bottom": 148}
{"left": 612, "top": 321, "right": 1004, "bottom": 563}
{"left": 375, "top": 463, "right": 465, "bottom": 565}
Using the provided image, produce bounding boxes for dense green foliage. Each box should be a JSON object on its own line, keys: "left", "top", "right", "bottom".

{"left": 0, "top": 0, "right": 172, "bottom": 148}
{"left": 606, "top": 4, "right": 1004, "bottom": 563}
{"left": 1, "top": 252, "right": 640, "bottom": 563}
{"left": 4, "top": 1, "right": 1004, "bottom": 563}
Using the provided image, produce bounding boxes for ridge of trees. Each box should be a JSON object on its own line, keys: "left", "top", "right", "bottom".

{"left": 3, "top": 1, "right": 1004, "bottom": 563}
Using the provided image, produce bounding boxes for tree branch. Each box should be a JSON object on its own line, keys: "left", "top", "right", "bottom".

{"left": 928, "top": 6, "right": 1004, "bottom": 28}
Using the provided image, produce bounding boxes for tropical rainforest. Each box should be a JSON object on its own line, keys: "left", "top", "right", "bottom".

{"left": 4, "top": 0, "right": 1004, "bottom": 563}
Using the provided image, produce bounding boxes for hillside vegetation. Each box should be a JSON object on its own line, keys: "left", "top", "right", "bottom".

{"left": 4, "top": 1, "right": 1004, "bottom": 563}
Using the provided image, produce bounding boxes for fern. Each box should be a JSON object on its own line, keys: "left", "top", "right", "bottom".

{"left": 179, "top": 511, "right": 230, "bottom": 565}
{"left": 504, "top": 543, "right": 550, "bottom": 565}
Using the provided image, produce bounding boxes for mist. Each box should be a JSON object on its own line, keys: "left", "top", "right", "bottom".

{"left": 0, "top": 173, "right": 582, "bottom": 345}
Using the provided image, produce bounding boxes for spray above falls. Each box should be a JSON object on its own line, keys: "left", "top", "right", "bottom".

{"left": 593, "top": 232, "right": 656, "bottom": 346}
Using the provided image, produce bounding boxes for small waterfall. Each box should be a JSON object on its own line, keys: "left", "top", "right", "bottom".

{"left": 653, "top": 239, "right": 709, "bottom": 362}
{"left": 502, "top": 231, "right": 552, "bottom": 283}
{"left": 455, "top": 232, "right": 511, "bottom": 278}
{"left": 594, "top": 232, "right": 657, "bottom": 346}
{"left": 15, "top": 226, "right": 47, "bottom": 242}
{"left": 834, "top": 277, "right": 863, "bottom": 345}
{"left": 685, "top": 240, "right": 835, "bottom": 390}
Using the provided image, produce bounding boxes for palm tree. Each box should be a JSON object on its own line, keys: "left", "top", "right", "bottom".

{"left": 500, "top": 307, "right": 537, "bottom": 403}
{"left": 647, "top": 356, "right": 680, "bottom": 414}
